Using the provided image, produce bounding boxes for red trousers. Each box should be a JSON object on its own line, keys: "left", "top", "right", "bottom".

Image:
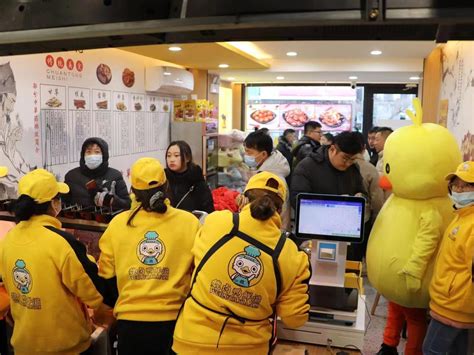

{"left": 383, "top": 301, "right": 428, "bottom": 355}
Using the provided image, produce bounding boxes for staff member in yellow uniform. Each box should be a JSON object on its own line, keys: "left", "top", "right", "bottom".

{"left": 173, "top": 171, "right": 311, "bottom": 355}
{"left": 0, "top": 169, "right": 105, "bottom": 355}
{"left": 99, "top": 157, "right": 200, "bottom": 354}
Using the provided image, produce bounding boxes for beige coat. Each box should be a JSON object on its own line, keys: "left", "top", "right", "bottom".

{"left": 355, "top": 153, "right": 384, "bottom": 222}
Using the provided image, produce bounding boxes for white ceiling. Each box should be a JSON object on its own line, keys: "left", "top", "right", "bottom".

{"left": 212, "top": 40, "right": 436, "bottom": 84}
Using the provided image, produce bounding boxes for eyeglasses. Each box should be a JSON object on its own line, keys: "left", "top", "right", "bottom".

{"left": 334, "top": 146, "right": 357, "bottom": 164}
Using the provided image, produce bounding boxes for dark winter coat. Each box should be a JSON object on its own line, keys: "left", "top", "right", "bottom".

{"left": 292, "top": 135, "right": 321, "bottom": 165}
{"left": 165, "top": 164, "right": 215, "bottom": 214}
{"left": 290, "top": 145, "right": 366, "bottom": 208}
{"left": 276, "top": 136, "right": 294, "bottom": 186}
{"left": 64, "top": 137, "right": 131, "bottom": 210}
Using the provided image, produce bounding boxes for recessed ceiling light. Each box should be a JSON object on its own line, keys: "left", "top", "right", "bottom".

{"left": 409, "top": 76, "right": 421, "bottom": 80}
{"left": 163, "top": 71, "right": 172, "bottom": 76}
{"left": 169, "top": 46, "right": 182, "bottom": 52}
{"left": 286, "top": 51, "right": 298, "bottom": 57}
{"left": 174, "top": 78, "right": 183, "bottom": 83}
{"left": 227, "top": 77, "right": 235, "bottom": 81}
{"left": 276, "top": 76, "right": 285, "bottom": 80}
{"left": 370, "top": 50, "right": 382, "bottom": 56}
{"left": 348, "top": 76, "right": 358, "bottom": 80}
{"left": 218, "top": 64, "right": 229, "bottom": 68}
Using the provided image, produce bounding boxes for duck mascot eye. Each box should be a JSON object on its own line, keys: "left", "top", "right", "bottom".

{"left": 366, "top": 98, "right": 462, "bottom": 354}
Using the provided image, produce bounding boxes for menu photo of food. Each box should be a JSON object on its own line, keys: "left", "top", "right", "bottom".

{"left": 247, "top": 104, "right": 279, "bottom": 128}
{"left": 92, "top": 89, "right": 111, "bottom": 111}
{"left": 113, "top": 91, "right": 130, "bottom": 112}
{"left": 122, "top": 68, "right": 135, "bottom": 88}
{"left": 280, "top": 104, "right": 312, "bottom": 128}
{"left": 96, "top": 63, "right": 112, "bottom": 85}
{"left": 316, "top": 104, "right": 352, "bottom": 131}
{"left": 45, "top": 97, "right": 62, "bottom": 108}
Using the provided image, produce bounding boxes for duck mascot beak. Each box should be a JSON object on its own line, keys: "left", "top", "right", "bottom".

{"left": 379, "top": 175, "right": 392, "bottom": 190}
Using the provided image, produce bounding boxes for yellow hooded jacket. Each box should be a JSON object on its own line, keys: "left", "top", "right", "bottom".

{"left": 98, "top": 203, "right": 200, "bottom": 321}
{"left": 173, "top": 205, "right": 310, "bottom": 355}
{"left": 429, "top": 205, "right": 474, "bottom": 324}
{"left": 0, "top": 215, "right": 104, "bottom": 355}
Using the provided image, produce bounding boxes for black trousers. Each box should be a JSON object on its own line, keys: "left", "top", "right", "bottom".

{"left": 117, "top": 319, "right": 176, "bottom": 355}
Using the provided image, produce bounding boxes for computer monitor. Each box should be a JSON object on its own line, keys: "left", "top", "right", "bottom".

{"left": 295, "top": 193, "right": 365, "bottom": 243}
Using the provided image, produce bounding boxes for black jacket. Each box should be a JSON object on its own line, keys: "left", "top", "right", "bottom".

{"left": 290, "top": 145, "right": 366, "bottom": 208}
{"left": 276, "top": 136, "right": 294, "bottom": 168}
{"left": 165, "top": 164, "right": 215, "bottom": 214}
{"left": 368, "top": 148, "right": 379, "bottom": 167}
{"left": 292, "top": 135, "right": 321, "bottom": 165}
{"left": 64, "top": 137, "right": 131, "bottom": 210}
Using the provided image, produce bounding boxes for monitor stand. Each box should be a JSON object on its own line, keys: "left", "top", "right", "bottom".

{"left": 308, "top": 240, "right": 358, "bottom": 321}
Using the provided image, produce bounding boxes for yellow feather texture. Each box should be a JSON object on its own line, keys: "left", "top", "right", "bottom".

{"left": 406, "top": 98, "right": 423, "bottom": 126}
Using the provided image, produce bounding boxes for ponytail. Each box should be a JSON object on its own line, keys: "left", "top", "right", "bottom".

{"left": 127, "top": 185, "right": 168, "bottom": 226}
{"left": 12, "top": 195, "right": 50, "bottom": 223}
{"left": 245, "top": 189, "right": 283, "bottom": 221}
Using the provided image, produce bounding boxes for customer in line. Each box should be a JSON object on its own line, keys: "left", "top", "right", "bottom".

{"left": 173, "top": 171, "right": 310, "bottom": 354}
{"left": 292, "top": 121, "right": 322, "bottom": 165}
{"left": 165, "top": 140, "right": 214, "bottom": 213}
{"left": 243, "top": 130, "right": 291, "bottom": 230}
{"left": 99, "top": 157, "right": 200, "bottom": 354}
{"left": 291, "top": 131, "right": 366, "bottom": 209}
{"left": 0, "top": 169, "right": 106, "bottom": 355}
{"left": 64, "top": 137, "right": 131, "bottom": 210}
{"left": 423, "top": 161, "right": 474, "bottom": 355}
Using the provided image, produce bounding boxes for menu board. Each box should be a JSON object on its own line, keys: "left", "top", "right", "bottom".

{"left": 246, "top": 86, "right": 356, "bottom": 132}
{"left": 0, "top": 48, "right": 173, "bottom": 195}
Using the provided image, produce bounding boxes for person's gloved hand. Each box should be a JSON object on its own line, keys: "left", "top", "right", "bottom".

{"left": 397, "top": 269, "right": 421, "bottom": 293}
{"left": 94, "top": 181, "right": 116, "bottom": 207}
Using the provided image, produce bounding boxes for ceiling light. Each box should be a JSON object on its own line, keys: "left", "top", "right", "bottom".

{"left": 348, "top": 76, "right": 358, "bottom": 80}
{"left": 276, "top": 76, "right": 285, "bottom": 80}
{"left": 409, "top": 76, "right": 421, "bottom": 80}
{"left": 218, "top": 64, "right": 229, "bottom": 69}
{"left": 163, "top": 71, "right": 172, "bottom": 76}
{"left": 286, "top": 51, "right": 298, "bottom": 57}
{"left": 227, "top": 77, "right": 235, "bottom": 81}
{"left": 370, "top": 50, "right": 382, "bottom": 56}
{"left": 169, "top": 46, "right": 182, "bottom": 52}
{"left": 174, "top": 78, "right": 183, "bottom": 84}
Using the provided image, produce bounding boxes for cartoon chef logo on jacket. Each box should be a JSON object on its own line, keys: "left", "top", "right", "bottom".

{"left": 12, "top": 259, "right": 32, "bottom": 294}
{"left": 137, "top": 231, "right": 165, "bottom": 265}
{"left": 228, "top": 245, "right": 264, "bottom": 288}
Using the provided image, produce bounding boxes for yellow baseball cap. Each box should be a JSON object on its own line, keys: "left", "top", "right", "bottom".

{"left": 131, "top": 157, "right": 167, "bottom": 190}
{"left": 18, "top": 169, "right": 69, "bottom": 204}
{"left": 445, "top": 161, "right": 474, "bottom": 183}
{"left": 0, "top": 166, "right": 7, "bottom": 177}
{"left": 244, "top": 171, "right": 287, "bottom": 202}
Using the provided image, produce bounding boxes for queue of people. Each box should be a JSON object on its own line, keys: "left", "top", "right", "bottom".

{"left": 0, "top": 126, "right": 473, "bottom": 354}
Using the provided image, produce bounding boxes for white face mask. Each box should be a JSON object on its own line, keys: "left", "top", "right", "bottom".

{"left": 85, "top": 154, "right": 103, "bottom": 170}
{"left": 449, "top": 191, "right": 474, "bottom": 208}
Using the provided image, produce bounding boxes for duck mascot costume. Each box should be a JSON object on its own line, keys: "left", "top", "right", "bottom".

{"left": 367, "top": 99, "right": 462, "bottom": 355}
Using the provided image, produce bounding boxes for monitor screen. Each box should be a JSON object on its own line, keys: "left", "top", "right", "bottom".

{"left": 295, "top": 193, "right": 365, "bottom": 242}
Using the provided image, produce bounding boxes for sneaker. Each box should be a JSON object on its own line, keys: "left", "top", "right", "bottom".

{"left": 376, "top": 343, "right": 398, "bottom": 355}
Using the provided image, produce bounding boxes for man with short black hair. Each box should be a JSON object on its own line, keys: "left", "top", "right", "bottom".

{"left": 244, "top": 130, "right": 291, "bottom": 230}
{"left": 373, "top": 127, "right": 394, "bottom": 176}
{"left": 292, "top": 121, "right": 322, "bottom": 165}
{"left": 367, "top": 126, "right": 380, "bottom": 166}
{"left": 290, "top": 131, "right": 366, "bottom": 208}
